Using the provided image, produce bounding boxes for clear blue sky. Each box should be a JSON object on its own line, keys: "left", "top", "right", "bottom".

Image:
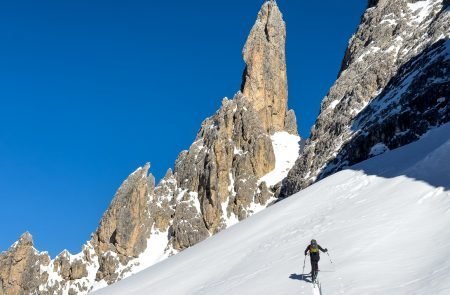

{"left": 0, "top": 0, "right": 367, "bottom": 257}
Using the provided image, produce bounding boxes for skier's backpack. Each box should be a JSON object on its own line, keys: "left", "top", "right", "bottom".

{"left": 310, "top": 239, "right": 319, "bottom": 253}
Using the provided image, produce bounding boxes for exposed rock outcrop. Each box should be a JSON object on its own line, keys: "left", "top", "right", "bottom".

{"left": 92, "top": 163, "right": 153, "bottom": 258}
{"left": 282, "top": 0, "right": 449, "bottom": 196}
{"left": 241, "top": 0, "right": 292, "bottom": 134}
{"left": 174, "top": 95, "right": 275, "bottom": 234}
{"left": 0, "top": 233, "right": 50, "bottom": 295}
{"left": 91, "top": 163, "right": 154, "bottom": 284}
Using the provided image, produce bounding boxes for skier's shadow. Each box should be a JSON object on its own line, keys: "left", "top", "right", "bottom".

{"left": 289, "top": 273, "right": 312, "bottom": 283}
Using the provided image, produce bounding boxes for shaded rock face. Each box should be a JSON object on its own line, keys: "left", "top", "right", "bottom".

{"left": 241, "top": 0, "right": 290, "bottom": 134}
{"left": 0, "top": 233, "right": 50, "bottom": 295}
{"left": 282, "top": 0, "right": 449, "bottom": 197}
{"left": 90, "top": 164, "right": 154, "bottom": 284}
{"left": 171, "top": 192, "right": 209, "bottom": 251}
{"left": 53, "top": 252, "right": 88, "bottom": 281}
{"left": 92, "top": 164, "right": 153, "bottom": 259}
{"left": 0, "top": 1, "right": 298, "bottom": 294}
{"left": 149, "top": 170, "right": 176, "bottom": 232}
{"left": 323, "top": 39, "right": 449, "bottom": 177}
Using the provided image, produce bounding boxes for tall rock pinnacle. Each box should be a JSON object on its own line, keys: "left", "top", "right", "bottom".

{"left": 241, "top": 0, "right": 290, "bottom": 134}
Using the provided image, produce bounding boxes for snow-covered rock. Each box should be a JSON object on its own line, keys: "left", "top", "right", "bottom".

{"left": 282, "top": 0, "right": 449, "bottom": 196}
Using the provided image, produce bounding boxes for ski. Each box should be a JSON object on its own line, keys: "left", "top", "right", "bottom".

{"left": 312, "top": 280, "right": 322, "bottom": 295}
{"left": 311, "top": 272, "right": 322, "bottom": 295}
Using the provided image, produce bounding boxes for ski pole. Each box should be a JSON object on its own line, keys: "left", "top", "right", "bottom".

{"left": 327, "top": 252, "right": 333, "bottom": 264}
{"left": 302, "top": 255, "right": 306, "bottom": 275}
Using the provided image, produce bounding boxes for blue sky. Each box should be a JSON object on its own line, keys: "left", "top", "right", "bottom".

{"left": 0, "top": 0, "right": 367, "bottom": 257}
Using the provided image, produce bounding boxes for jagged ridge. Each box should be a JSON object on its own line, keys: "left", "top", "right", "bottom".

{"left": 0, "top": 1, "right": 300, "bottom": 294}
{"left": 281, "top": 0, "right": 449, "bottom": 196}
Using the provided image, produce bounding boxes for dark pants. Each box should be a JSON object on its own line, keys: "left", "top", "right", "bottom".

{"left": 310, "top": 255, "right": 320, "bottom": 281}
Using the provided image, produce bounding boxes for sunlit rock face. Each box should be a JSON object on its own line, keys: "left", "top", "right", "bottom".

{"left": 241, "top": 0, "right": 294, "bottom": 135}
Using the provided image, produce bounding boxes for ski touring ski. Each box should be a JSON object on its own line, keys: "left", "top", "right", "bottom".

{"left": 311, "top": 272, "right": 322, "bottom": 295}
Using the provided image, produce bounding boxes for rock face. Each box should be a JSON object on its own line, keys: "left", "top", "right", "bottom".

{"left": 241, "top": 0, "right": 292, "bottom": 134}
{"left": 0, "top": 233, "right": 50, "bottom": 295}
{"left": 0, "top": 1, "right": 299, "bottom": 294}
{"left": 91, "top": 163, "right": 154, "bottom": 283}
{"left": 174, "top": 95, "right": 276, "bottom": 237}
{"left": 93, "top": 164, "right": 153, "bottom": 258}
{"left": 281, "top": 0, "right": 449, "bottom": 197}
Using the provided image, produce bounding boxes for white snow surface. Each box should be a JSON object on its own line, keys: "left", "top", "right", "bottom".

{"left": 407, "top": 0, "right": 434, "bottom": 24}
{"left": 93, "top": 123, "right": 450, "bottom": 295}
{"left": 127, "top": 229, "right": 171, "bottom": 275}
{"left": 259, "top": 132, "right": 301, "bottom": 187}
{"left": 369, "top": 142, "right": 390, "bottom": 157}
{"left": 328, "top": 99, "right": 340, "bottom": 109}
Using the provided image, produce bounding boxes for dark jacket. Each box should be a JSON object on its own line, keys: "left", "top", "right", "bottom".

{"left": 304, "top": 244, "right": 327, "bottom": 257}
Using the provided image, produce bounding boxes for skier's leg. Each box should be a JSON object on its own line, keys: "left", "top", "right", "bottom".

{"left": 315, "top": 259, "right": 320, "bottom": 281}
{"left": 311, "top": 259, "right": 318, "bottom": 282}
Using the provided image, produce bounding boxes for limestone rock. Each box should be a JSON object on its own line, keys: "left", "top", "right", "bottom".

{"left": 92, "top": 163, "right": 153, "bottom": 258}
{"left": 174, "top": 94, "right": 275, "bottom": 234}
{"left": 233, "top": 175, "right": 259, "bottom": 221}
{"left": 150, "top": 171, "right": 177, "bottom": 231}
{"left": 90, "top": 163, "right": 155, "bottom": 285}
{"left": 284, "top": 109, "right": 298, "bottom": 135}
{"left": 70, "top": 260, "right": 88, "bottom": 280}
{"left": 96, "top": 254, "right": 119, "bottom": 283}
{"left": 282, "top": 0, "right": 450, "bottom": 197}
{"left": 52, "top": 252, "right": 88, "bottom": 281}
{"left": 171, "top": 192, "right": 210, "bottom": 250}
{"left": 0, "top": 232, "right": 50, "bottom": 295}
{"left": 255, "top": 181, "right": 272, "bottom": 206}
{"left": 241, "top": 0, "right": 289, "bottom": 134}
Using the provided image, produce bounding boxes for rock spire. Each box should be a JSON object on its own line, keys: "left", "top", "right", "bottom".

{"left": 241, "top": 0, "right": 292, "bottom": 134}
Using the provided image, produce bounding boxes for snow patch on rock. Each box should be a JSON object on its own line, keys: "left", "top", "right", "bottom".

{"left": 369, "top": 142, "right": 390, "bottom": 157}
{"left": 259, "top": 132, "right": 301, "bottom": 187}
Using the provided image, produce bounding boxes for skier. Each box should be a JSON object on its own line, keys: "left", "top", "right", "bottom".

{"left": 304, "top": 239, "right": 328, "bottom": 282}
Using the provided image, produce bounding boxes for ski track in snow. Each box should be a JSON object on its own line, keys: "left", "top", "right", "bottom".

{"left": 93, "top": 123, "right": 450, "bottom": 295}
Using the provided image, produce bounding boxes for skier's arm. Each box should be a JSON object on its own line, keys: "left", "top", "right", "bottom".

{"left": 304, "top": 246, "right": 310, "bottom": 256}
{"left": 318, "top": 245, "right": 328, "bottom": 252}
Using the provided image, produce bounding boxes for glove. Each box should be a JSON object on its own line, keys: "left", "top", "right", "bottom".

{"left": 325, "top": 248, "right": 328, "bottom": 252}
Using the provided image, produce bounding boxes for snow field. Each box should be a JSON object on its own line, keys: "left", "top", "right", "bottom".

{"left": 93, "top": 123, "right": 450, "bottom": 295}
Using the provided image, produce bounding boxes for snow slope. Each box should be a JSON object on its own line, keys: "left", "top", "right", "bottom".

{"left": 93, "top": 123, "right": 450, "bottom": 295}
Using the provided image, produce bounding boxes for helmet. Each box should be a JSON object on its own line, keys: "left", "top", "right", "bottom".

{"left": 311, "top": 239, "right": 317, "bottom": 245}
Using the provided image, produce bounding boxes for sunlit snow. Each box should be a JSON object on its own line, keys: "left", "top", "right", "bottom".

{"left": 93, "top": 122, "right": 450, "bottom": 295}
{"left": 259, "top": 132, "right": 301, "bottom": 187}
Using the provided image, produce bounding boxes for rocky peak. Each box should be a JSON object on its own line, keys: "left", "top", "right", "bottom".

{"left": 92, "top": 163, "right": 153, "bottom": 258}
{"left": 241, "top": 0, "right": 293, "bottom": 134}
{"left": 16, "top": 231, "right": 33, "bottom": 247}
{"left": 282, "top": 0, "right": 449, "bottom": 196}
{"left": 0, "top": 233, "right": 50, "bottom": 295}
